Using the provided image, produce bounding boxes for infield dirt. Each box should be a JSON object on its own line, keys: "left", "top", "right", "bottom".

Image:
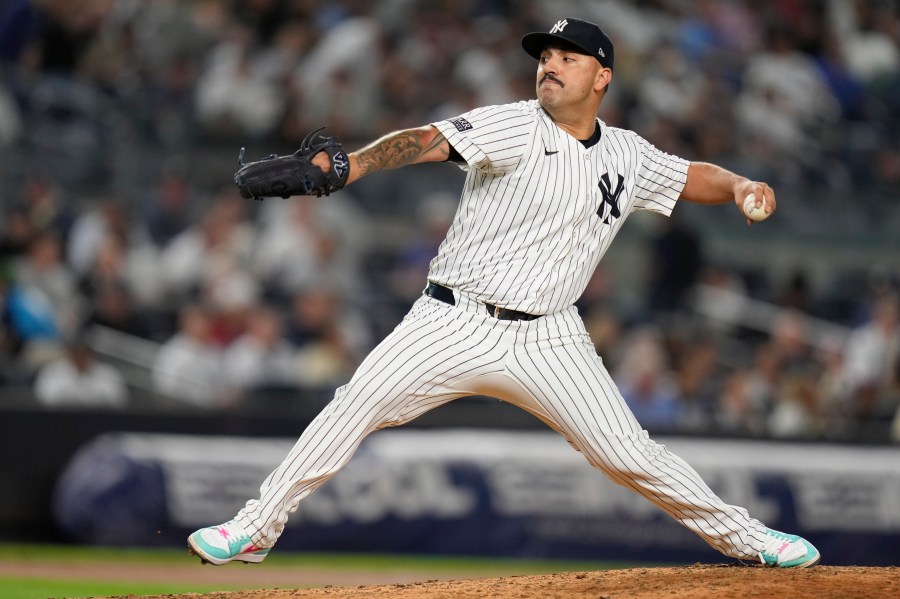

{"left": 96, "top": 564, "right": 897, "bottom": 599}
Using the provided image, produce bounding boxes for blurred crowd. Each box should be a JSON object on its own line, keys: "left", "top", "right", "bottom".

{"left": 0, "top": 0, "right": 898, "bottom": 441}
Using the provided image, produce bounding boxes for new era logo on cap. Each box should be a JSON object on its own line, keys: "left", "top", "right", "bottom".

{"left": 521, "top": 17, "right": 615, "bottom": 71}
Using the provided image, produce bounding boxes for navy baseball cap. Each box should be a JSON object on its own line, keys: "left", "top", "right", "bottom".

{"left": 522, "top": 18, "right": 614, "bottom": 71}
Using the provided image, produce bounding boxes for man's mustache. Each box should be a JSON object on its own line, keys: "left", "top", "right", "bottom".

{"left": 541, "top": 74, "right": 564, "bottom": 87}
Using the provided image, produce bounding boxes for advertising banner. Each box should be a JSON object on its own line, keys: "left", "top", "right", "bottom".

{"left": 53, "top": 431, "right": 900, "bottom": 564}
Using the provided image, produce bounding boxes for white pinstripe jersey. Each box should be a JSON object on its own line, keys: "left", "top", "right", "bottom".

{"left": 429, "top": 99, "right": 690, "bottom": 315}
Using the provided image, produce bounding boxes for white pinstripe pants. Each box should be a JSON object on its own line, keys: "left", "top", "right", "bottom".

{"left": 236, "top": 292, "right": 767, "bottom": 560}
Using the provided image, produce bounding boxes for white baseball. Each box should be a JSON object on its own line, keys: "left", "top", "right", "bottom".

{"left": 742, "top": 193, "right": 769, "bottom": 222}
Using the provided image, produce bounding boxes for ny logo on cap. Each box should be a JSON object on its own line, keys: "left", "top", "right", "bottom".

{"left": 550, "top": 19, "right": 568, "bottom": 33}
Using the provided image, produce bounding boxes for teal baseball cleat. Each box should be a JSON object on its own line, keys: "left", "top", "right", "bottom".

{"left": 188, "top": 520, "right": 270, "bottom": 565}
{"left": 758, "top": 528, "right": 820, "bottom": 568}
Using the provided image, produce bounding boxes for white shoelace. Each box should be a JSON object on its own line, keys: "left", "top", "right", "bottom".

{"left": 761, "top": 530, "right": 795, "bottom": 561}
{"left": 217, "top": 520, "right": 250, "bottom": 543}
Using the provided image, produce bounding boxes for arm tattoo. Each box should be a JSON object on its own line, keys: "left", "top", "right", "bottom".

{"left": 355, "top": 130, "right": 449, "bottom": 177}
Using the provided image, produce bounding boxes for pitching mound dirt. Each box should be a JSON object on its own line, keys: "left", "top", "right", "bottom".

{"left": 116, "top": 565, "right": 897, "bottom": 599}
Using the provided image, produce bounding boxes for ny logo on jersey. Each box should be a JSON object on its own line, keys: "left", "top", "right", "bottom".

{"left": 597, "top": 172, "right": 624, "bottom": 224}
{"left": 550, "top": 19, "right": 568, "bottom": 34}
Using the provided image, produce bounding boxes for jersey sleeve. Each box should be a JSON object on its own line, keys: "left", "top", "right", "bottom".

{"left": 432, "top": 103, "right": 534, "bottom": 174}
{"left": 631, "top": 136, "right": 690, "bottom": 217}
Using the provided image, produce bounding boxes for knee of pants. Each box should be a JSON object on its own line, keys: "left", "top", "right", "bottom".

{"left": 574, "top": 429, "right": 669, "bottom": 476}
{"left": 326, "top": 382, "right": 434, "bottom": 433}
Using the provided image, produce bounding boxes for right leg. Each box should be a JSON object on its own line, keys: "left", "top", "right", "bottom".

{"left": 190, "top": 296, "right": 509, "bottom": 561}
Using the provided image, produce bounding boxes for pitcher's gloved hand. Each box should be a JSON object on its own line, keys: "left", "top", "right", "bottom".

{"left": 233, "top": 128, "right": 350, "bottom": 200}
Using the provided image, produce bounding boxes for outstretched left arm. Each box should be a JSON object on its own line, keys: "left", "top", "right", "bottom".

{"left": 312, "top": 126, "right": 450, "bottom": 187}
{"left": 680, "top": 161, "right": 775, "bottom": 224}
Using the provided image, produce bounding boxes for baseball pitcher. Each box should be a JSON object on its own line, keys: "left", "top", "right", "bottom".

{"left": 189, "top": 17, "right": 819, "bottom": 569}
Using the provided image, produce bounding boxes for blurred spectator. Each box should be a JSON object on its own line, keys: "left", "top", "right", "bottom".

{"left": 768, "top": 309, "right": 813, "bottom": 375}
{"left": 583, "top": 307, "right": 623, "bottom": 367}
{"left": 159, "top": 188, "right": 255, "bottom": 301}
{"left": 69, "top": 200, "right": 164, "bottom": 310}
{"left": 221, "top": 305, "right": 298, "bottom": 394}
{"left": 814, "top": 31, "right": 867, "bottom": 122}
{"left": 254, "top": 194, "right": 367, "bottom": 300}
{"left": 143, "top": 158, "right": 193, "bottom": 248}
{"left": 615, "top": 326, "right": 681, "bottom": 432}
{"left": 768, "top": 372, "right": 823, "bottom": 439}
{"left": 8, "top": 231, "right": 86, "bottom": 360}
{"left": 389, "top": 191, "right": 458, "bottom": 302}
{"left": 194, "top": 22, "right": 286, "bottom": 139}
{"left": 676, "top": 0, "right": 732, "bottom": 64}
{"left": 286, "top": 285, "right": 367, "bottom": 388}
{"left": 577, "top": 264, "right": 616, "bottom": 321}
{"left": 86, "top": 282, "right": 155, "bottom": 341}
{"left": 79, "top": 229, "right": 163, "bottom": 316}
{"left": 778, "top": 271, "right": 813, "bottom": 313}
{"left": 674, "top": 337, "right": 719, "bottom": 433}
{"left": 636, "top": 42, "right": 704, "bottom": 128}
{"left": 253, "top": 197, "right": 335, "bottom": 299}
{"left": 451, "top": 15, "right": 518, "bottom": 108}
{"left": 736, "top": 26, "right": 839, "bottom": 160}
{"left": 646, "top": 212, "right": 704, "bottom": 315}
{"left": 67, "top": 199, "right": 129, "bottom": 277}
{"left": 830, "top": 0, "right": 900, "bottom": 84}
{"left": 71, "top": 1, "right": 210, "bottom": 151}
{"left": 715, "top": 370, "right": 766, "bottom": 436}
{"left": 691, "top": 263, "right": 749, "bottom": 336}
{"left": 814, "top": 342, "right": 849, "bottom": 436}
{"left": 19, "top": 173, "right": 75, "bottom": 238}
{"left": 0, "top": 0, "right": 111, "bottom": 73}
{"left": 152, "top": 303, "right": 224, "bottom": 408}
{"left": 838, "top": 291, "right": 900, "bottom": 419}
{"left": 0, "top": 0, "right": 38, "bottom": 64}
{"left": 203, "top": 266, "right": 261, "bottom": 346}
{"left": 0, "top": 206, "right": 38, "bottom": 265}
{"left": 756, "top": 311, "right": 823, "bottom": 440}
{"left": 743, "top": 343, "right": 782, "bottom": 419}
{"left": 33, "top": 337, "right": 127, "bottom": 408}
{"left": 290, "top": 13, "right": 382, "bottom": 139}
{"left": 233, "top": 0, "right": 289, "bottom": 44}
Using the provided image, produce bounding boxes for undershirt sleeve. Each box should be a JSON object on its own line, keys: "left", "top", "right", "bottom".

{"left": 446, "top": 143, "right": 465, "bottom": 164}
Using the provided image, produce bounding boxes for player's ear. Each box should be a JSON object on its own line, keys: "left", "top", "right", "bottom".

{"left": 594, "top": 68, "right": 612, "bottom": 93}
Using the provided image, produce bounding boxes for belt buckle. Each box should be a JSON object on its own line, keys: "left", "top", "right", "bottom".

{"left": 494, "top": 305, "right": 502, "bottom": 319}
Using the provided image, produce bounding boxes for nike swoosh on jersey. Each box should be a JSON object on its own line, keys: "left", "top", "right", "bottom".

{"left": 544, "top": 148, "right": 558, "bottom": 155}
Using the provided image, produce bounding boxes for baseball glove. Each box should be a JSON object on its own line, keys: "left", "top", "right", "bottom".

{"left": 233, "top": 128, "right": 350, "bottom": 200}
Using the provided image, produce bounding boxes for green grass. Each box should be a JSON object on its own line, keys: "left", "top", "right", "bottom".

{"left": 2, "top": 578, "right": 252, "bottom": 599}
{"left": 0, "top": 543, "right": 634, "bottom": 599}
{"left": 0, "top": 543, "right": 197, "bottom": 564}
{"left": 0, "top": 542, "right": 618, "bottom": 572}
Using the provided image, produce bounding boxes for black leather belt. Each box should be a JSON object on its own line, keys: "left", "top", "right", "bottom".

{"left": 425, "top": 282, "right": 541, "bottom": 321}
